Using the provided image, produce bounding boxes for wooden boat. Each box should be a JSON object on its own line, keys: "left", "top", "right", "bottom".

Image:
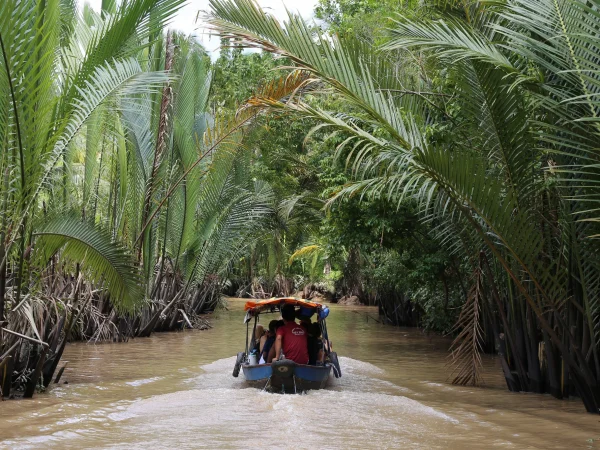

{"left": 232, "top": 297, "right": 342, "bottom": 393}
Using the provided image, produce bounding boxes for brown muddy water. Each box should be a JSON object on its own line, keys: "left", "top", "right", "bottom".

{"left": 1, "top": 299, "right": 599, "bottom": 449}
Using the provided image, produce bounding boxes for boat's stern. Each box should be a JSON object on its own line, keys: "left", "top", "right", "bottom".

{"left": 241, "top": 363, "right": 272, "bottom": 381}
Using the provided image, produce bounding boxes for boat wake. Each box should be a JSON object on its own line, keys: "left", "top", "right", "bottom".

{"left": 0, "top": 357, "right": 462, "bottom": 450}
{"left": 103, "top": 356, "right": 460, "bottom": 449}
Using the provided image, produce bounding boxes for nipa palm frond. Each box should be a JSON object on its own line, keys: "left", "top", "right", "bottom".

{"left": 448, "top": 265, "right": 485, "bottom": 386}
{"left": 35, "top": 215, "right": 143, "bottom": 313}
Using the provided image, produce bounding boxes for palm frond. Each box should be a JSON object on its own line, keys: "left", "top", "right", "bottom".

{"left": 20, "top": 58, "right": 169, "bottom": 248}
{"left": 289, "top": 244, "right": 322, "bottom": 265}
{"left": 35, "top": 215, "right": 142, "bottom": 313}
{"left": 448, "top": 265, "right": 485, "bottom": 386}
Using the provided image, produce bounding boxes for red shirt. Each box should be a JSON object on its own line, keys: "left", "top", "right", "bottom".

{"left": 276, "top": 321, "right": 309, "bottom": 364}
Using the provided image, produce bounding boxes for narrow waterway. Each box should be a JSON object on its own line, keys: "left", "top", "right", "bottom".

{"left": 1, "top": 299, "right": 599, "bottom": 449}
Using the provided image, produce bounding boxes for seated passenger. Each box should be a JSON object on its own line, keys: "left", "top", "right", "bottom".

{"left": 266, "top": 320, "right": 284, "bottom": 363}
{"left": 296, "top": 306, "right": 315, "bottom": 331}
{"left": 260, "top": 320, "right": 279, "bottom": 363}
{"left": 307, "top": 322, "right": 324, "bottom": 365}
{"left": 298, "top": 315, "right": 311, "bottom": 331}
{"left": 274, "top": 304, "right": 309, "bottom": 365}
{"left": 250, "top": 324, "right": 264, "bottom": 354}
{"left": 259, "top": 324, "right": 269, "bottom": 355}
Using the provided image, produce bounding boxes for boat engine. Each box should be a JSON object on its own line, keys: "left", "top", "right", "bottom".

{"left": 271, "top": 359, "right": 296, "bottom": 378}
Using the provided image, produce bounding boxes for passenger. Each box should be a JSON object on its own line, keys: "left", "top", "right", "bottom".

{"left": 250, "top": 324, "right": 265, "bottom": 354}
{"left": 259, "top": 324, "right": 269, "bottom": 354}
{"left": 260, "top": 320, "right": 279, "bottom": 363}
{"left": 307, "top": 322, "right": 324, "bottom": 365}
{"left": 274, "top": 303, "right": 309, "bottom": 364}
{"left": 298, "top": 315, "right": 311, "bottom": 331}
{"left": 255, "top": 324, "right": 265, "bottom": 341}
{"left": 296, "top": 307, "right": 313, "bottom": 330}
{"left": 266, "top": 320, "right": 285, "bottom": 363}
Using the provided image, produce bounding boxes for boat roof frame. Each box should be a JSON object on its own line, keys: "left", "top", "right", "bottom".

{"left": 243, "top": 297, "right": 325, "bottom": 323}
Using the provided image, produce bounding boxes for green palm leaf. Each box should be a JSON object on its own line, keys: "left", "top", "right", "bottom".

{"left": 21, "top": 58, "right": 169, "bottom": 245}
{"left": 35, "top": 215, "right": 143, "bottom": 313}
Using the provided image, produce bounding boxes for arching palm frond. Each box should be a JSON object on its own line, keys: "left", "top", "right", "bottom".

{"left": 208, "top": 0, "right": 415, "bottom": 148}
{"left": 288, "top": 244, "right": 323, "bottom": 266}
{"left": 20, "top": 58, "right": 169, "bottom": 246}
{"left": 183, "top": 146, "right": 275, "bottom": 286}
{"left": 35, "top": 215, "right": 142, "bottom": 313}
{"left": 60, "top": 0, "right": 185, "bottom": 109}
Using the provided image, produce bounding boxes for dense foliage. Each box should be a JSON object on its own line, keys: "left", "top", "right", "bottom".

{"left": 208, "top": 0, "right": 600, "bottom": 413}
{"left": 210, "top": 42, "right": 460, "bottom": 332}
{"left": 3, "top": 0, "right": 600, "bottom": 415}
{"left": 0, "top": 0, "right": 287, "bottom": 397}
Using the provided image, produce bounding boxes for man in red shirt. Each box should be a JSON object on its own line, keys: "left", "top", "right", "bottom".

{"left": 274, "top": 303, "right": 309, "bottom": 364}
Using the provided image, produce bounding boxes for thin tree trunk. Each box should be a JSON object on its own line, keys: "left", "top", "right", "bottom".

{"left": 138, "top": 31, "right": 174, "bottom": 260}
{"left": 0, "top": 169, "right": 8, "bottom": 325}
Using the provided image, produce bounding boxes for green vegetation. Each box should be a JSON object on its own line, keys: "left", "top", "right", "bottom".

{"left": 2, "top": 0, "right": 600, "bottom": 415}
{"left": 0, "top": 0, "right": 285, "bottom": 397}
{"left": 207, "top": 0, "right": 600, "bottom": 412}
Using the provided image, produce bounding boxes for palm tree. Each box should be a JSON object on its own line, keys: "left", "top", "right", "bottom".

{"left": 0, "top": 0, "right": 188, "bottom": 313}
{"left": 0, "top": 0, "right": 189, "bottom": 397}
{"left": 0, "top": 0, "right": 320, "bottom": 399}
{"left": 207, "top": 0, "right": 600, "bottom": 412}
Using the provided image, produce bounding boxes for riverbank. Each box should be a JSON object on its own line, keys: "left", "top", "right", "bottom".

{"left": 0, "top": 283, "right": 217, "bottom": 400}
{"left": 1, "top": 301, "right": 598, "bottom": 449}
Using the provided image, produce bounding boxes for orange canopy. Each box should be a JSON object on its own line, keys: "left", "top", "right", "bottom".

{"left": 244, "top": 297, "right": 322, "bottom": 313}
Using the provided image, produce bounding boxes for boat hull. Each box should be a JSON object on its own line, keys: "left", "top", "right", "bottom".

{"left": 242, "top": 362, "right": 332, "bottom": 392}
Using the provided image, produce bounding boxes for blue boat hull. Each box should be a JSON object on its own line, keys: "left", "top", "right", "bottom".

{"left": 242, "top": 362, "right": 332, "bottom": 392}
{"left": 242, "top": 363, "right": 273, "bottom": 381}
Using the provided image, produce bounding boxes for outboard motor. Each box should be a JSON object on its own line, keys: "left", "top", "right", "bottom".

{"left": 271, "top": 359, "right": 296, "bottom": 378}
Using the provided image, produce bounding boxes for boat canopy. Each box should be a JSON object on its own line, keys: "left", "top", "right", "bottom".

{"left": 243, "top": 297, "right": 325, "bottom": 323}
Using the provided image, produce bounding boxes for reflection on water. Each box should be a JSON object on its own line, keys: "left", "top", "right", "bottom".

{"left": 1, "top": 299, "right": 599, "bottom": 449}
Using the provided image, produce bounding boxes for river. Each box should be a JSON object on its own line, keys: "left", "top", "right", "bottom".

{"left": 1, "top": 299, "right": 599, "bottom": 449}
